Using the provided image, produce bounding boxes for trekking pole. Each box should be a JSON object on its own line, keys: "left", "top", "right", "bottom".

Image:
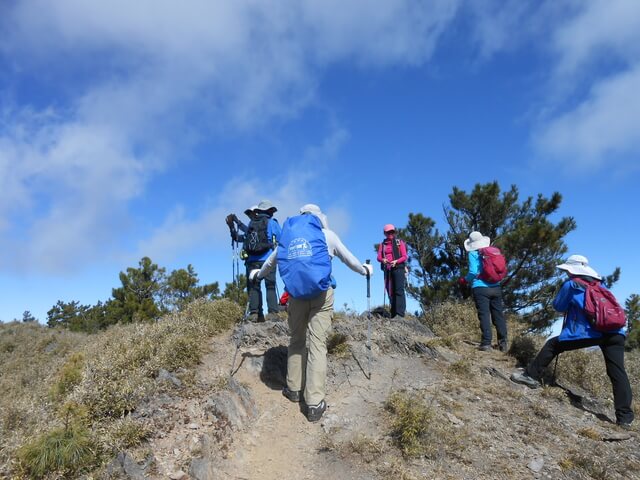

{"left": 366, "top": 259, "right": 372, "bottom": 380}
{"left": 383, "top": 269, "right": 387, "bottom": 314}
{"left": 234, "top": 241, "right": 241, "bottom": 304}
{"left": 230, "top": 301, "right": 251, "bottom": 380}
{"left": 552, "top": 354, "right": 560, "bottom": 386}
{"left": 231, "top": 238, "right": 237, "bottom": 301}
{"left": 552, "top": 313, "right": 567, "bottom": 385}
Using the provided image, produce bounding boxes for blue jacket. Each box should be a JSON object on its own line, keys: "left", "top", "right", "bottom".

{"left": 465, "top": 250, "right": 500, "bottom": 289}
{"left": 237, "top": 215, "right": 281, "bottom": 262}
{"left": 554, "top": 278, "right": 626, "bottom": 342}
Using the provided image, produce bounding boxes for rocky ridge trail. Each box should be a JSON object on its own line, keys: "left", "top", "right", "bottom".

{"left": 113, "top": 314, "right": 639, "bottom": 480}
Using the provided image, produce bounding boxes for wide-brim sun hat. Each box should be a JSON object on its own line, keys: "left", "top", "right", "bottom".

{"left": 384, "top": 224, "right": 396, "bottom": 233}
{"left": 255, "top": 199, "right": 277, "bottom": 214}
{"left": 300, "top": 203, "right": 328, "bottom": 228}
{"left": 464, "top": 231, "right": 490, "bottom": 252}
{"left": 244, "top": 205, "right": 258, "bottom": 217}
{"left": 556, "top": 254, "right": 601, "bottom": 280}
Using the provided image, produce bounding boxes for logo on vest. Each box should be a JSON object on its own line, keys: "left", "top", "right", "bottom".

{"left": 287, "top": 238, "right": 312, "bottom": 259}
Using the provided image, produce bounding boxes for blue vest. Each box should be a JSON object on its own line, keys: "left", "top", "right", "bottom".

{"left": 277, "top": 214, "right": 332, "bottom": 299}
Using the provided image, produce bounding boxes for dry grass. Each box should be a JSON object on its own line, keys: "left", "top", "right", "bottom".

{"left": 347, "top": 433, "right": 385, "bottom": 463}
{"left": 327, "top": 332, "right": 350, "bottom": 357}
{"left": 577, "top": 427, "right": 600, "bottom": 440}
{"left": 385, "top": 391, "right": 459, "bottom": 459}
{"left": 559, "top": 451, "right": 609, "bottom": 479}
{"left": 422, "top": 301, "right": 478, "bottom": 346}
{"left": 448, "top": 358, "right": 474, "bottom": 379}
{"left": 0, "top": 298, "right": 241, "bottom": 478}
{"left": 508, "top": 334, "right": 543, "bottom": 367}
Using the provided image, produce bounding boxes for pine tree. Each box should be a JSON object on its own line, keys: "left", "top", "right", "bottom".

{"left": 625, "top": 294, "right": 640, "bottom": 350}
{"left": 163, "top": 264, "right": 220, "bottom": 310}
{"left": 108, "top": 257, "right": 166, "bottom": 324}
{"left": 397, "top": 181, "right": 616, "bottom": 329}
{"left": 223, "top": 274, "right": 248, "bottom": 309}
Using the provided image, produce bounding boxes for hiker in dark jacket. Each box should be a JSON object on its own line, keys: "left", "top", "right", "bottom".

{"left": 511, "top": 255, "right": 633, "bottom": 428}
{"left": 226, "top": 200, "right": 281, "bottom": 321}
{"left": 377, "top": 224, "right": 407, "bottom": 318}
{"left": 460, "top": 231, "right": 508, "bottom": 352}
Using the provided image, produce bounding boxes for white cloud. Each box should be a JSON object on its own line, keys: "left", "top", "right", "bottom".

{"left": 137, "top": 127, "right": 351, "bottom": 263}
{"left": 552, "top": 0, "right": 640, "bottom": 77}
{"left": 534, "top": 0, "right": 640, "bottom": 169}
{"left": 536, "top": 64, "right": 640, "bottom": 165}
{"left": 0, "top": 1, "right": 461, "bottom": 273}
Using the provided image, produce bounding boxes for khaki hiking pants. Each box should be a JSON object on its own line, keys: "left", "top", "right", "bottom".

{"left": 286, "top": 288, "right": 334, "bottom": 406}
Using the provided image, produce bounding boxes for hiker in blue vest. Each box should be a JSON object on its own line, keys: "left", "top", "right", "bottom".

{"left": 511, "top": 255, "right": 634, "bottom": 428}
{"left": 377, "top": 224, "right": 408, "bottom": 318}
{"left": 226, "top": 200, "right": 281, "bottom": 322}
{"left": 250, "top": 204, "right": 373, "bottom": 422}
{"left": 459, "top": 231, "right": 508, "bottom": 352}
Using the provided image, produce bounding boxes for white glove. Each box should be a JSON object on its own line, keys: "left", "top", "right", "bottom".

{"left": 248, "top": 269, "right": 261, "bottom": 281}
{"left": 362, "top": 263, "right": 374, "bottom": 277}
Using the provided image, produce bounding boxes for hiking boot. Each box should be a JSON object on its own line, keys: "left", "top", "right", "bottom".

{"left": 247, "top": 313, "right": 260, "bottom": 323}
{"left": 265, "top": 312, "right": 280, "bottom": 322}
{"left": 498, "top": 340, "right": 508, "bottom": 353}
{"left": 306, "top": 400, "right": 327, "bottom": 422}
{"left": 478, "top": 344, "right": 492, "bottom": 351}
{"left": 282, "top": 387, "right": 301, "bottom": 403}
{"left": 510, "top": 371, "right": 541, "bottom": 389}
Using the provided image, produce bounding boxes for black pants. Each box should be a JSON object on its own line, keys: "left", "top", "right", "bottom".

{"left": 385, "top": 267, "right": 406, "bottom": 317}
{"left": 472, "top": 286, "right": 507, "bottom": 346}
{"left": 527, "top": 334, "right": 634, "bottom": 424}
{"left": 246, "top": 261, "right": 278, "bottom": 315}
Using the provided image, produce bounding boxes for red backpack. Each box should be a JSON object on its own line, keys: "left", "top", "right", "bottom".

{"left": 572, "top": 278, "right": 627, "bottom": 332}
{"left": 477, "top": 247, "right": 508, "bottom": 283}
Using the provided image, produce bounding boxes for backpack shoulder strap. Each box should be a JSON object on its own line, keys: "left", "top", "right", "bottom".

{"left": 391, "top": 238, "right": 401, "bottom": 261}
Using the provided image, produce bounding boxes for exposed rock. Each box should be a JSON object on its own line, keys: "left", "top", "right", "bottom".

{"left": 106, "top": 452, "right": 149, "bottom": 480}
{"left": 157, "top": 368, "right": 183, "bottom": 387}
{"left": 602, "top": 431, "right": 633, "bottom": 442}
{"left": 204, "top": 378, "right": 257, "bottom": 430}
{"left": 189, "top": 458, "right": 217, "bottom": 480}
{"left": 527, "top": 457, "right": 545, "bottom": 473}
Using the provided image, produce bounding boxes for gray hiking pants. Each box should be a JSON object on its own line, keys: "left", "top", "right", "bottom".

{"left": 286, "top": 288, "right": 334, "bottom": 406}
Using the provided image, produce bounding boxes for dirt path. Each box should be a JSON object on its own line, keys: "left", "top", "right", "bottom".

{"left": 145, "top": 319, "right": 441, "bottom": 480}
{"left": 143, "top": 319, "right": 639, "bottom": 480}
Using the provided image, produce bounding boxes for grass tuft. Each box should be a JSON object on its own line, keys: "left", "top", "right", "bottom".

{"left": 327, "top": 332, "right": 350, "bottom": 357}
{"left": 17, "top": 425, "right": 99, "bottom": 478}
{"left": 508, "top": 335, "right": 540, "bottom": 367}
{"left": 51, "top": 352, "right": 86, "bottom": 400}
{"left": 385, "top": 391, "right": 458, "bottom": 459}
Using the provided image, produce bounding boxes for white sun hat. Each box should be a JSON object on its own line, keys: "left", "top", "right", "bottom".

{"left": 300, "top": 203, "right": 328, "bottom": 228}
{"left": 556, "top": 254, "right": 601, "bottom": 280}
{"left": 244, "top": 205, "right": 258, "bottom": 217}
{"left": 464, "top": 231, "right": 491, "bottom": 252}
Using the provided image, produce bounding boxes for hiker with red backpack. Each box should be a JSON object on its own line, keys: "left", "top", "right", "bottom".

{"left": 377, "top": 224, "right": 408, "bottom": 318}
{"left": 511, "top": 255, "right": 633, "bottom": 428}
{"left": 226, "top": 200, "right": 281, "bottom": 322}
{"left": 459, "top": 231, "right": 508, "bottom": 352}
{"left": 250, "top": 204, "right": 373, "bottom": 422}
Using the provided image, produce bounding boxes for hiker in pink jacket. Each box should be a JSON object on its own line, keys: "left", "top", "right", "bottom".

{"left": 377, "top": 224, "right": 407, "bottom": 318}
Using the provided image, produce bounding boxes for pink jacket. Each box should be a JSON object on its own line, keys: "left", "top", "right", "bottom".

{"left": 377, "top": 237, "right": 408, "bottom": 269}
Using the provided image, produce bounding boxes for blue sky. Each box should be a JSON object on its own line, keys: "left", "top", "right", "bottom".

{"left": 1, "top": 0, "right": 639, "bottom": 323}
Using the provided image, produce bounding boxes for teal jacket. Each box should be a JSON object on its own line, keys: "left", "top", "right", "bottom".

{"left": 465, "top": 250, "right": 500, "bottom": 289}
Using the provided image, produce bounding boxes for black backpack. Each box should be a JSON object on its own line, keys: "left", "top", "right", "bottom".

{"left": 244, "top": 217, "right": 273, "bottom": 255}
